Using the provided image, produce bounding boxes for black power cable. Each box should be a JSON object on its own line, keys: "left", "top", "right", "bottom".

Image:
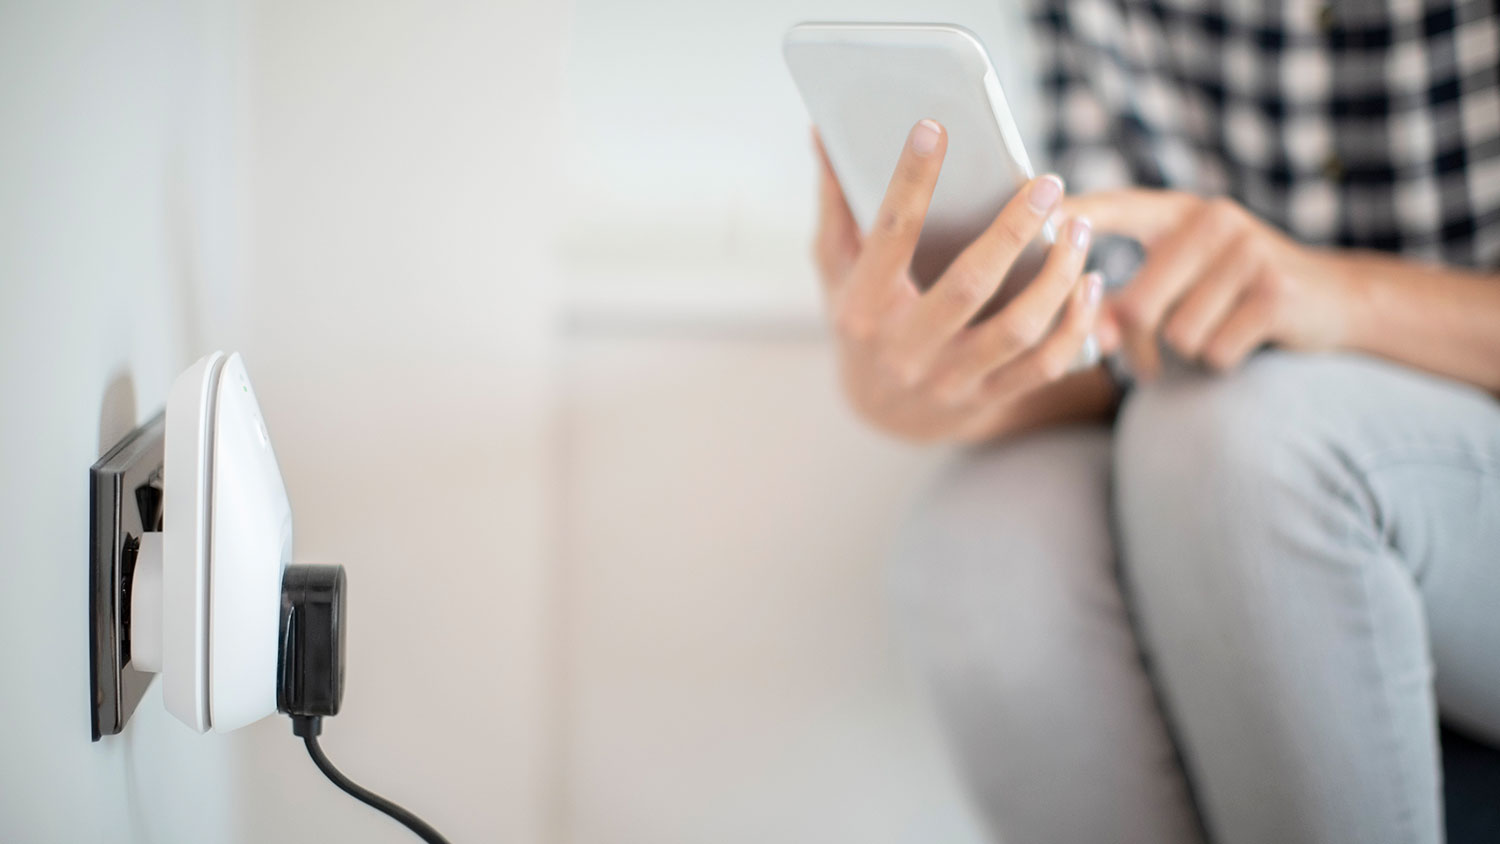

{"left": 293, "top": 715, "right": 453, "bottom": 844}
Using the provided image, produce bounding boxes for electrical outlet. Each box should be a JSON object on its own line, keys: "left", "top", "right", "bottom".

{"left": 89, "top": 412, "right": 164, "bottom": 740}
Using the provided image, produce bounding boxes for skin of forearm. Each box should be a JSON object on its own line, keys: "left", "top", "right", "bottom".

{"left": 1337, "top": 253, "right": 1500, "bottom": 393}
{"left": 975, "top": 250, "right": 1500, "bottom": 447}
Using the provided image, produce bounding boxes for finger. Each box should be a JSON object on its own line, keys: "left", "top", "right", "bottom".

{"left": 1113, "top": 198, "right": 1242, "bottom": 344}
{"left": 980, "top": 271, "right": 1105, "bottom": 401}
{"left": 890, "top": 177, "right": 1070, "bottom": 383}
{"left": 1118, "top": 299, "right": 1163, "bottom": 381}
{"left": 1061, "top": 190, "right": 1198, "bottom": 244}
{"left": 843, "top": 120, "right": 947, "bottom": 319}
{"left": 1201, "top": 282, "right": 1277, "bottom": 371}
{"left": 813, "top": 133, "right": 860, "bottom": 289}
{"left": 1095, "top": 308, "right": 1122, "bottom": 355}
{"left": 1111, "top": 198, "right": 1246, "bottom": 379}
{"left": 929, "top": 211, "right": 1089, "bottom": 402}
{"left": 1162, "top": 232, "right": 1259, "bottom": 359}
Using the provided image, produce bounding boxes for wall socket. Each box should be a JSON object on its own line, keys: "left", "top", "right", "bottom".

{"left": 89, "top": 412, "right": 164, "bottom": 741}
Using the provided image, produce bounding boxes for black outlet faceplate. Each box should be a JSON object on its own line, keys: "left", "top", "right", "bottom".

{"left": 89, "top": 412, "right": 164, "bottom": 741}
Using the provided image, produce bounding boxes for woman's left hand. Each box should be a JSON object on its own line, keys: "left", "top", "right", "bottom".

{"left": 1063, "top": 190, "right": 1358, "bottom": 379}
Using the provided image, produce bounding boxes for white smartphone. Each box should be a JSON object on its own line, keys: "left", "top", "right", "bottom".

{"left": 785, "top": 22, "right": 1096, "bottom": 365}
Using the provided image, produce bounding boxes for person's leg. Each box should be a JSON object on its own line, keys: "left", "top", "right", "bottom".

{"left": 891, "top": 426, "right": 1203, "bottom": 844}
{"left": 1114, "top": 351, "right": 1500, "bottom": 844}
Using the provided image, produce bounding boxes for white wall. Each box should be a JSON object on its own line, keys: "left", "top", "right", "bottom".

{"left": 0, "top": 0, "right": 250, "bottom": 840}
{"left": 228, "top": 2, "right": 570, "bottom": 842}
{"left": 0, "top": 1, "right": 569, "bottom": 842}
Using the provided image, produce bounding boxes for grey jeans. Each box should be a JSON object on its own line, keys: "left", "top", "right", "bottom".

{"left": 892, "top": 352, "right": 1500, "bottom": 844}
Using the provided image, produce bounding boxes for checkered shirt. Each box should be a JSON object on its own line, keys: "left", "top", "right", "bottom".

{"left": 1030, "top": 0, "right": 1500, "bottom": 271}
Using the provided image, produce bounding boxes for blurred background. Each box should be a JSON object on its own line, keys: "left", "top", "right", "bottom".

{"left": 0, "top": 1, "right": 1037, "bottom": 842}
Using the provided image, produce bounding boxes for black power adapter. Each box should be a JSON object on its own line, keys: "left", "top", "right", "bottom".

{"left": 277, "top": 566, "right": 343, "bottom": 719}
{"left": 278, "top": 564, "right": 347, "bottom": 720}
{"left": 277, "top": 564, "right": 452, "bottom": 844}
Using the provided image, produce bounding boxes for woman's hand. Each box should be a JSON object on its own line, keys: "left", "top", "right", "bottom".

{"left": 1063, "top": 190, "right": 1357, "bottom": 380}
{"left": 814, "top": 120, "right": 1104, "bottom": 443}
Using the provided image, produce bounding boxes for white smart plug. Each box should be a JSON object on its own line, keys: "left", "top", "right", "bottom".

{"left": 92, "top": 355, "right": 440, "bottom": 841}
{"left": 128, "top": 351, "right": 294, "bottom": 732}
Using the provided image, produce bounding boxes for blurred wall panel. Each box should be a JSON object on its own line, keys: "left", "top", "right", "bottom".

{"left": 234, "top": 2, "right": 570, "bottom": 842}
{"left": 556, "top": 335, "right": 986, "bottom": 844}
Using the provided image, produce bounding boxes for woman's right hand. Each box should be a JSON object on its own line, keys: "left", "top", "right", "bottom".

{"left": 814, "top": 119, "right": 1106, "bottom": 443}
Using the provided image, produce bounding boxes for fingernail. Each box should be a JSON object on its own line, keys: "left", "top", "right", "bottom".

{"left": 1069, "top": 216, "right": 1092, "bottom": 250}
{"left": 911, "top": 120, "right": 943, "bottom": 157}
{"left": 1086, "top": 272, "right": 1103, "bottom": 305}
{"left": 1028, "top": 175, "right": 1064, "bottom": 213}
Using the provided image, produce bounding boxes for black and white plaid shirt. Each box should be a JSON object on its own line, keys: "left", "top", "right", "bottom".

{"left": 1031, "top": 0, "right": 1500, "bottom": 271}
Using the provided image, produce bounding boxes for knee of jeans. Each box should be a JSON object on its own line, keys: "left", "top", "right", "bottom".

{"left": 1115, "top": 366, "right": 1282, "bottom": 506}
{"left": 889, "top": 430, "right": 1114, "bottom": 675}
{"left": 1113, "top": 357, "right": 1378, "bottom": 591}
